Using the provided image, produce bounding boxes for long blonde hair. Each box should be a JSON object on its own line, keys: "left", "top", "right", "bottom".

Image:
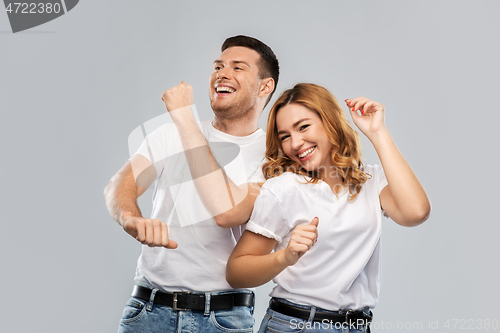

{"left": 263, "top": 83, "right": 370, "bottom": 200}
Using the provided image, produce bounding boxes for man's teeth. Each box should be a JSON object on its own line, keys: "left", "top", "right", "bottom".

{"left": 216, "top": 86, "right": 235, "bottom": 93}
{"left": 298, "top": 147, "right": 315, "bottom": 158}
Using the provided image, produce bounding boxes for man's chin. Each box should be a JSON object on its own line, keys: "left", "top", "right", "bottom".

{"left": 211, "top": 102, "right": 233, "bottom": 113}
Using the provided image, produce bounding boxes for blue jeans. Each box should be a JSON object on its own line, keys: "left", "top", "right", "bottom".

{"left": 118, "top": 287, "right": 255, "bottom": 333}
{"left": 258, "top": 299, "right": 371, "bottom": 333}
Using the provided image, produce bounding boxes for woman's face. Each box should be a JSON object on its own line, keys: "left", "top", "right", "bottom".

{"left": 276, "top": 103, "right": 334, "bottom": 172}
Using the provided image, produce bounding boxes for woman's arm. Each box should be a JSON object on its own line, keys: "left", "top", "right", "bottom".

{"left": 347, "top": 97, "right": 431, "bottom": 227}
{"left": 226, "top": 218, "right": 319, "bottom": 288}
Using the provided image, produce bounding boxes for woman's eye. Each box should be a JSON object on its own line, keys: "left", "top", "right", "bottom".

{"left": 279, "top": 135, "right": 289, "bottom": 141}
{"left": 299, "top": 124, "right": 310, "bottom": 131}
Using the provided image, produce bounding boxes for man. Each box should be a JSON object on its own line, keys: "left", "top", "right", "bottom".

{"left": 104, "top": 35, "right": 279, "bottom": 332}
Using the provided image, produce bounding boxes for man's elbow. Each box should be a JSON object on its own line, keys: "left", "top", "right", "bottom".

{"left": 214, "top": 213, "right": 240, "bottom": 228}
{"left": 103, "top": 180, "right": 112, "bottom": 200}
{"left": 104, "top": 176, "right": 116, "bottom": 199}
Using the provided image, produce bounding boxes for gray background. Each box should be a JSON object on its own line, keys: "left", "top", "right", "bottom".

{"left": 1, "top": 1, "right": 498, "bottom": 332}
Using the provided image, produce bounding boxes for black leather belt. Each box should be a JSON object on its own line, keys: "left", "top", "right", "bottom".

{"left": 270, "top": 298, "right": 372, "bottom": 325}
{"left": 132, "top": 285, "right": 254, "bottom": 311}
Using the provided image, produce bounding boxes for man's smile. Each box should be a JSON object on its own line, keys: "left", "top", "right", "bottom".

{"left": 215, "top": 84, "right": 236, "bottom": 95}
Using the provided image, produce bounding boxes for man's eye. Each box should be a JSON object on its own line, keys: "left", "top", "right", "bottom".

{"left": 235, "top": 67, "right": 242, "bottom": 70}
{"left": 215, "top": 66, "right": 222, "bottom": 70}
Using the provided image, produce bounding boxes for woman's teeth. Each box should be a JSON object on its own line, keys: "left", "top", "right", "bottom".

{"left": 298, "top": 146, "right": 315, "bottom": 158}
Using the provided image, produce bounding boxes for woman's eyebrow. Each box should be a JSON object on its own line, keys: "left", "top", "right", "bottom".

{"left": 277, "top": 118, "right": 312, "bottom": 135}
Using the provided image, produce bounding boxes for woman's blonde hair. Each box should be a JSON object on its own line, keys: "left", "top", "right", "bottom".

{"left": 262, "top": 83, "right": 370, "bottom": 200}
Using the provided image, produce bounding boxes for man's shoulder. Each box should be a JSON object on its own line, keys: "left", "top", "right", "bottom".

{"left": 148, "top": 120, "right": 211, "bottom": 138}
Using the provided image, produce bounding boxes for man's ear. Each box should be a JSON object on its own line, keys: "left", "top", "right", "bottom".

{"left": 258, "top": 78, "right": 275, "bottom": 98}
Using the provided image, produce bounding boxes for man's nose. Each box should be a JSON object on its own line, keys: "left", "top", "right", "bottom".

{"left": 217, "top": 67, "right": 231, "bottom": 80}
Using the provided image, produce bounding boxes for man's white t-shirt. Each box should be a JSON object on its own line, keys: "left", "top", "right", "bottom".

{"left": 133, "top": 120, "right": 266, "bottom": 292}
{"left": 246, "top": 165, "right": 388, "bottom": 311}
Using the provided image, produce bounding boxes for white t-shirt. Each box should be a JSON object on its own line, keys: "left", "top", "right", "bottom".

{"left": 133, "top": 120, "right": 266, "bottom": 292}
{"left": 246, "top": 165, "right": 388, "bottom": 311}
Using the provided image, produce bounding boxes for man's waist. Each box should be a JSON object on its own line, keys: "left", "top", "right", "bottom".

{"left": 131, "top": 285, "right": 254, "bottom": 311}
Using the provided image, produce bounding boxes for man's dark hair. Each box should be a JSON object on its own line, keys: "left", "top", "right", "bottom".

{"left": 221, "top": 35, "right": 280, "bottom": 106}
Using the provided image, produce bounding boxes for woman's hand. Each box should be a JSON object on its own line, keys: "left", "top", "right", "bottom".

{"left": 281, "top": 217, "right": 319, "bottom": 266}
{"left": 345, "top": 97, "right": 387, "bottom": 140}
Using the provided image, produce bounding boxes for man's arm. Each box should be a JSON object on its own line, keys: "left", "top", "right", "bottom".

{"left": 104, "top": 154, "right": 178, "bottom": 248}
{"left": 162, "top": 82, "right": 261, "bottom": 228}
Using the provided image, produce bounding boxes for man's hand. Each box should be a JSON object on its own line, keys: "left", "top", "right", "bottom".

{"left": 161, "top": 81, "right": 194, "bottom": 112}
{"left": 281, "top": 217, "right": 319, "bottom": 266}
{"left": 122, "top": 213, "right": 178, "bottom": 249}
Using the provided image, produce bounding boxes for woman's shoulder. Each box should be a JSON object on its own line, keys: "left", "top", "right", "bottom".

{"left": 361, "top": 164, "right": 387, "bottom": 193}
{"left": 262, "top": 172, "right": 307, "bottom": 195}
{"left": 363, "top": 164, "right": 379, "bottom": 171}
{"left": 363, "top": 164, "right": 384, "bottom": 178}
{"left": 264, "top": 171, "right": 305, "bottom": 185}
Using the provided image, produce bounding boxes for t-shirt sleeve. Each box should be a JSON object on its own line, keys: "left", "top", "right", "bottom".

{"left": 246, "top": 186, "right": 290, "bottom": 242}
{"left": 375, "top": 164, "right": 388, "bottom": 195}
{"left": 133, "top": 124, "right": 173, "bottom": 177}
{"left": 373, "top": 164, "right": 389, "bottom": 217}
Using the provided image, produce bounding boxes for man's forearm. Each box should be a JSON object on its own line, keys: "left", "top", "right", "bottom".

{"left": 105, "top": 186, "right": 142, "bottom": 226}
{"left": 169, "top": 105, "right": 256, "bottom": 227}
{"left": 104, "top": 164, "right": 143, "bottom": 226}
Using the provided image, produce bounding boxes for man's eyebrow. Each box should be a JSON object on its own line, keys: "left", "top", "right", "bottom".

{"left": 213, "top": 60, "right": 250, "bottom": 67}
{"left": 277, "top": 118, "right": 312, "bottom": 135}
{"left": 232, "top": 60, "right": 250, "bottom": 67}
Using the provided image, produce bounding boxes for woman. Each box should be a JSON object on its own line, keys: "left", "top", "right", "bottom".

{"left": 226, "top": 83, "right": 430, "bottom": 332}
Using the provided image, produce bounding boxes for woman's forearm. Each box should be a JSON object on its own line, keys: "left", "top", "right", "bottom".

{"left": 226, "top": 249, "right": 288, "bottom": 288}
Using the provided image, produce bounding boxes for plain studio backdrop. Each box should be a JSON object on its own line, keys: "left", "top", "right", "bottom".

{"left": 1, "top": 1, "right": 498, "bottom": 332}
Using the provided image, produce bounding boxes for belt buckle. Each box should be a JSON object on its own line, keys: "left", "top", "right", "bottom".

{"left": 172, "top": 292, "right": 190, "bottom": 311}
{"left": 345, "top": 309, "right": 356, "bottom": 325}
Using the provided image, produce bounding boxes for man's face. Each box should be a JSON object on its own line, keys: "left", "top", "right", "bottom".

{"left": 209, "top": 46, "right": 263, "bottom": 118}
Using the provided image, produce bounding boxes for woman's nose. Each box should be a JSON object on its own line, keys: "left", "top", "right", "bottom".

{"left": 291, "top": 134, "right": 304, "bottom": 150}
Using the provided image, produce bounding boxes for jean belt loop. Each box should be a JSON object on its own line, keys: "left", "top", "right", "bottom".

{"left": 146, "top": 288, "right": 158, "bottom": 312}
{"left": 308, "top": 305, "right": 316, "bottom": 323}
{"left": 250, "top": 292, "right": 255, "bottom": 315}
{"left": 204, "top": 292, "right": 211, "bottom": 316}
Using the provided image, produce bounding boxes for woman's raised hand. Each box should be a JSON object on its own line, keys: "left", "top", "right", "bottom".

{"left": 281, "top": 217, "right": 319, "bottom": 267}
{"left": 345, "top": 97, "right": 387, "bottom": 140}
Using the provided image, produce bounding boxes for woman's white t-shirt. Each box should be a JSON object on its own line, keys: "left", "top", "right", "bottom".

{"left": 246, "top": 165, "right": 388, "bottom": 311}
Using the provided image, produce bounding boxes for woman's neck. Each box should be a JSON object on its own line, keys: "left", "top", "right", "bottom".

{"left": 322, "top": 166, "right": 344, "bottom": 194}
